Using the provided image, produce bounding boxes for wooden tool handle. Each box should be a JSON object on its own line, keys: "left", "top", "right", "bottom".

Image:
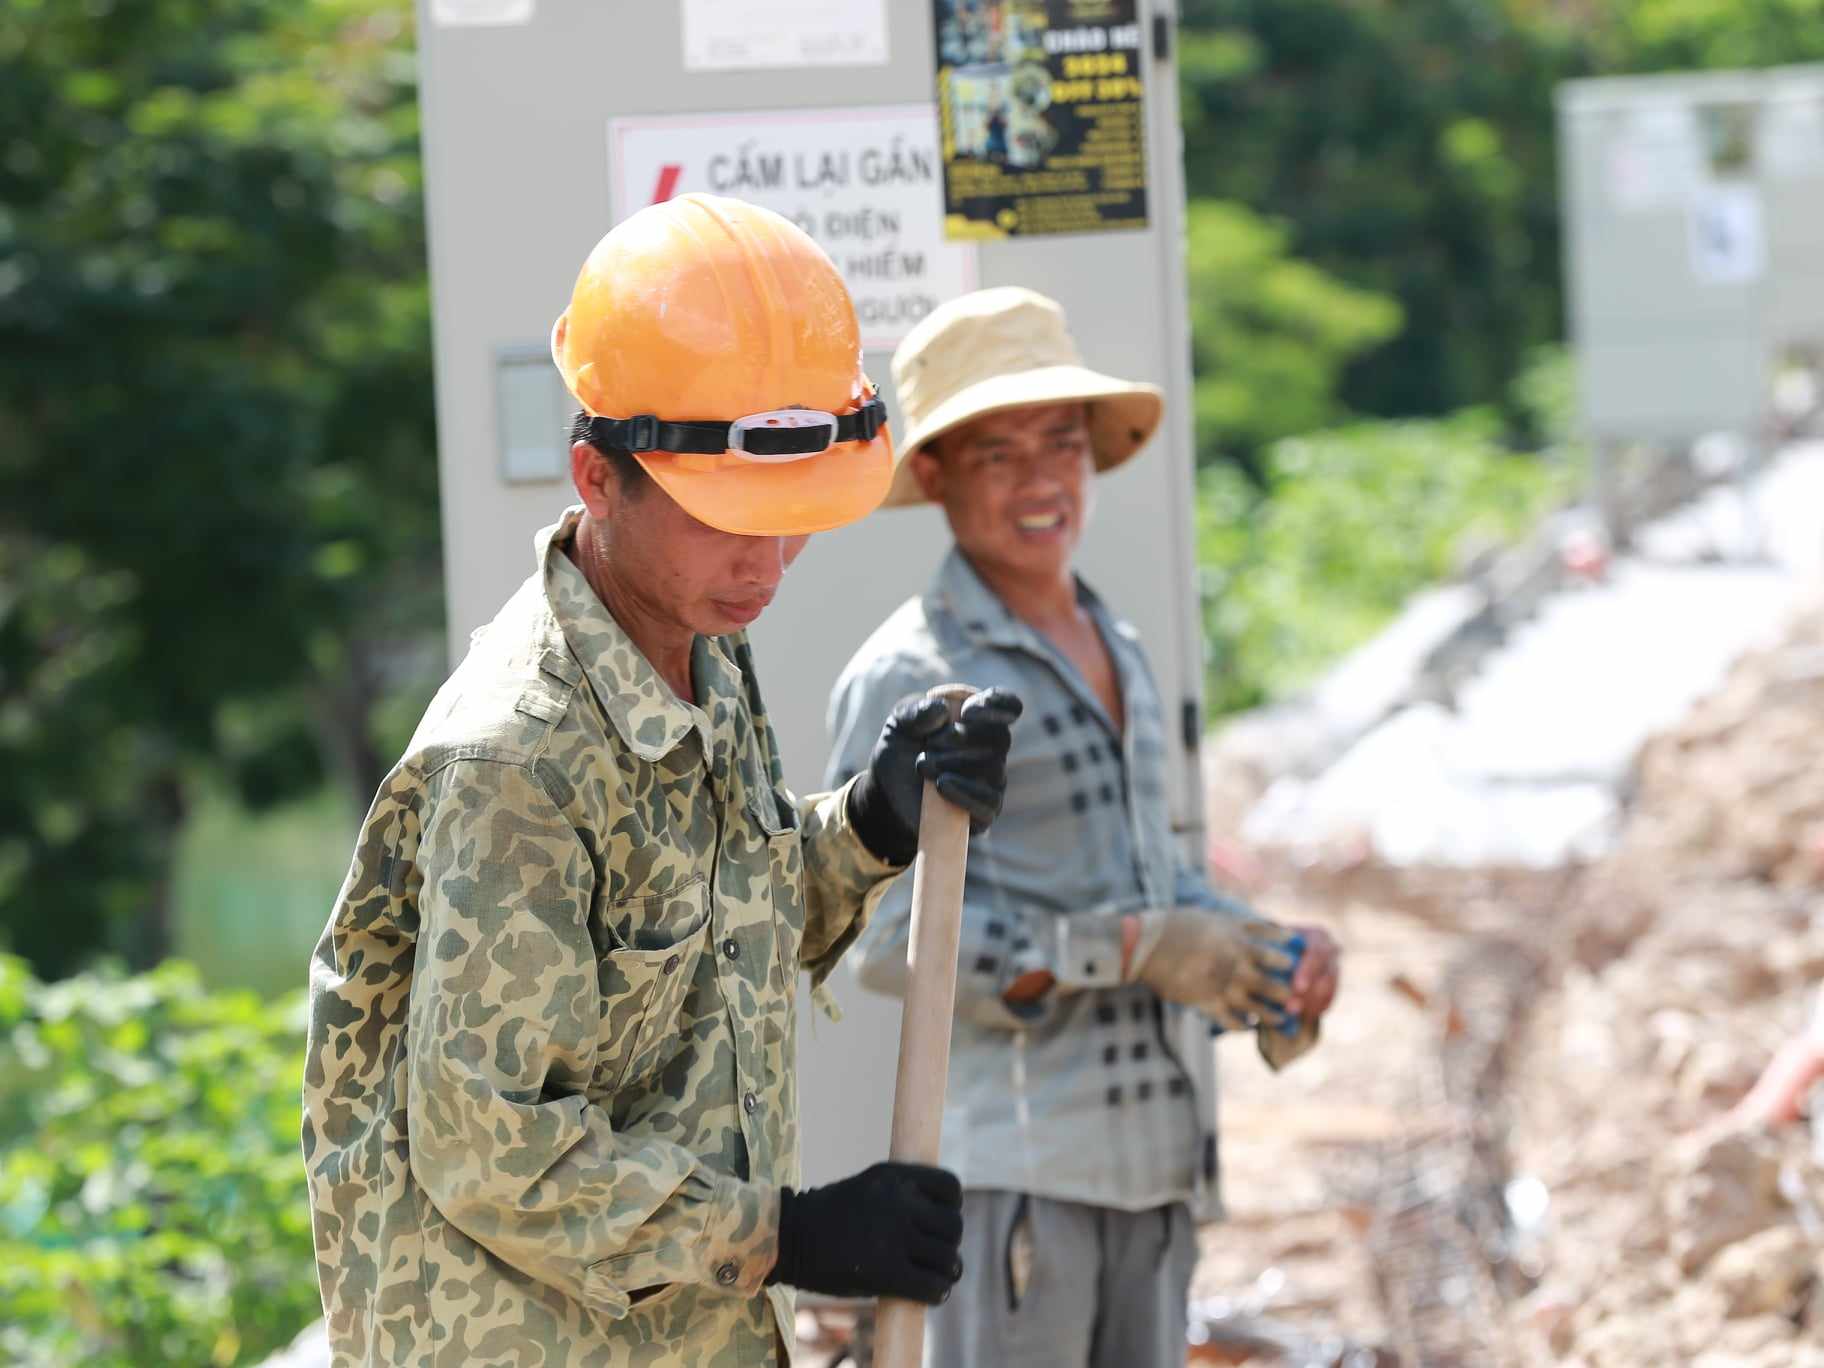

{"left": 873, "top": 684, "right": 977, "bottom": 1368}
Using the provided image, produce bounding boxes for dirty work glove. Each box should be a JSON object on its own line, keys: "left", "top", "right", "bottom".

{"left": 848, "top": 688, "right": 1024, "bottom": 864}
{"left": 765, "top": 1161, "right": 965, "bottom": 1304}
{"left": 1124, "top": 909, "right": 1301, "bottom": 1031}
{"left": 1259, "top": 1012, "right": 1322, "bottom": 1073}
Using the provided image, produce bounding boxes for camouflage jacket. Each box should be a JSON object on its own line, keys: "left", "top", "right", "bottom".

{"left": 302, "top": 508, "right": 900, "bottom": 1367}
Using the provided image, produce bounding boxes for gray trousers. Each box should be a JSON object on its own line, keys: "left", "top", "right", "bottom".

{"left": 922, "top": 1190, "right": 1197, "bottom": 1368}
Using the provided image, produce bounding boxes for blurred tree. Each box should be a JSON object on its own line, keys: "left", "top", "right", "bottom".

{"left": 1185, "top": 198, "right": 1402, "bottom": 476}
{"left": 1178, "top": 0, "right": 1583, "bottom": 419}
{"left": 1177, "top": 0, "right": 1824, "bottom": 425}
{"left": 0, "top": 0, "right": 440, "bottom": 976}
{"left": 1583, "top": 0, "right": 1824, "bottom": 70}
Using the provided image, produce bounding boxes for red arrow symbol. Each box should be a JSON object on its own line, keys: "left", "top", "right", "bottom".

{"left": 650, "top": 164, "right": 683, "bottom": 204}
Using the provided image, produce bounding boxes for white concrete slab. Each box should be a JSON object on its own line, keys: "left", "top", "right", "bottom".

{"left": 1241, "top": 443, "right": 1824, "bottom": 868}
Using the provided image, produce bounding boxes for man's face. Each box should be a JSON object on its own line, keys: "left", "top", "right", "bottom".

{"left": 912, "top": 401, "right": 1094, "bottom": 581}
{"left": 575, "top": 450, "right": 808, "bottom": 638}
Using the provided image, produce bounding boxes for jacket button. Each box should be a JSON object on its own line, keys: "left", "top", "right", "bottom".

{"left": 716, "top": 1261, "right": 739, "bottom": 1286}
{"left": 663, "top": 954, "right": 680, "bottom": 974}
{"left": 722, "top": 937, "right": 740, "bottom": 960}
{"left": 743, "top": 1091, "right": 757, "bottom": 1114}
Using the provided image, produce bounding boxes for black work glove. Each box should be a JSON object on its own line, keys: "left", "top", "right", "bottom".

{"left": 848, "top": 687, "right": 1024, "bottom": 864}
{"left": 765, "top": 1161, "right": 965, "bottom": 1304}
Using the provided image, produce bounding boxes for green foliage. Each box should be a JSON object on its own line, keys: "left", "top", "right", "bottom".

{"left": 1186, "top": 199, "right": 1403, "bottom": 470}
{"left": 1176, "top": 0, "right": 1824, "bottom": 428}
{"left": 1198, "top": 405, "right": 1583, "bottom": 714}
{"left": 1508, "top": 342, "right": 1579, "bottom": 451}
{"left": 0, "top": 0, "right": 441, "bottom": 976}
{"left": 0, "top": 958, "right": 315, "bottom": 1367}
{"left": 0, "top": 538, "right": 169, "bottom": 971}
{"left": 1178, "top": 0, "right": 1578, "bottom": 420}
{"left": 1586, "top": 0, "right": 1824, "bottom": 70}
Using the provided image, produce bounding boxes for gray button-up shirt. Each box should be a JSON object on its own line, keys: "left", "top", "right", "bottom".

{"left": 825, "top": 550, "right": 1251, "bottom": 1216}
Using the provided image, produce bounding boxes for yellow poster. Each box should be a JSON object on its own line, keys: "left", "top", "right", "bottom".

{"left": 933, "top": 0, "right": 1148, "bottom": 238}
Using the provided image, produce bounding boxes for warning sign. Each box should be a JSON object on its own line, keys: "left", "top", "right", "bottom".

{"left": 933, "top": 0, "right": 1149, "bottom": 238}
{"left": 610, "top": 106, "right": 977, "bottom": 351}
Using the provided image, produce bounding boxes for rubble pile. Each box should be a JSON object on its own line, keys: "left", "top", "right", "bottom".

{"left": 1605, "top": 607, "right": 1824, "bottom": 890}
{"left": 1501, "top": 603, "right": 1824, "bottom": 1366}
{"left": 1201, "top": 603, "right": 1824, "bottom": 1366}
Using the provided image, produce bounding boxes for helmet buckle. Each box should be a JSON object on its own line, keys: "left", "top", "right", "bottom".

{"left": 624, "top": 415, "right": 660, "bottom": 453}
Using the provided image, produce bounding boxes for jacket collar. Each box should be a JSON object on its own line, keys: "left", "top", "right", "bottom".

{"left": 536, "top": 506, "right": 740, "bottom": 762}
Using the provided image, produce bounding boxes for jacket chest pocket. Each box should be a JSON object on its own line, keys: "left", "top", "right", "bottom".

{"left": 753, "top": 789, "right": 806, "bottom": 991}
{"left": 594, "top": 878, "right": 711, "bottom": 1097}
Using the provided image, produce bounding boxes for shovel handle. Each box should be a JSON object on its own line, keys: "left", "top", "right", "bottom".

{"left": 873, "top": 685, "right": 977, "bottom": 1368}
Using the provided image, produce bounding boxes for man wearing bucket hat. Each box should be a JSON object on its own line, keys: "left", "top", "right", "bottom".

{"left": 826, "top": 287, "right": 1341, "bottom": 1367}
{"left": 302, "top": 195, "right": 1023, "bottom": 1366}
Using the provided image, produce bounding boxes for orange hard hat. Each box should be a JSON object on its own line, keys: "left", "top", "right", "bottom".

{"left": 551, "top": 193, "right": 893, "bottom": 537}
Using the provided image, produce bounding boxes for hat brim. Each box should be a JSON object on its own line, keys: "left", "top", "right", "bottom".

{"left": 637, "top": 432, "right": 895, "bottom": 537}
{"left": 882, "top": 365, "right": 1164, "bottom": 508}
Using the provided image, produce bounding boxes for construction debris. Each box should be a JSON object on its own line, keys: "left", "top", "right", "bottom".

{"left": 1200, "top": 600, "right": 1824, "bottom": 1366}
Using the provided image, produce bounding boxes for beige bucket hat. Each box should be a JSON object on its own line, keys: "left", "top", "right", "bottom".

{"left": 883, "top": 286, "right": 1165, "bottom": 507}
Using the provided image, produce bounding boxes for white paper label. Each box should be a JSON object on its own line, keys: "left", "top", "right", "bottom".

{"left": 682, "top": 0, "right": 889, "bottom": 71}
{"left": 610, "top": 106, "right": 976, "bottom": 351}
{"left": 431, "top": 0, "right": 532, "bottom": 26}
{"left": 1688, "top": 183, "right": 1765, "bottom": 286}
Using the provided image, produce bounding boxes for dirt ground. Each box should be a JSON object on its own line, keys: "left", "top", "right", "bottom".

{"left": 1195, "top": 604, "right": 1824, "bottom": 1366}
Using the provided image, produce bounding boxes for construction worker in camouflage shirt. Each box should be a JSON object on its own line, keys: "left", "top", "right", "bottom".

{"left": 301, "top": 195, "right": 1022, "bottom": 1367}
